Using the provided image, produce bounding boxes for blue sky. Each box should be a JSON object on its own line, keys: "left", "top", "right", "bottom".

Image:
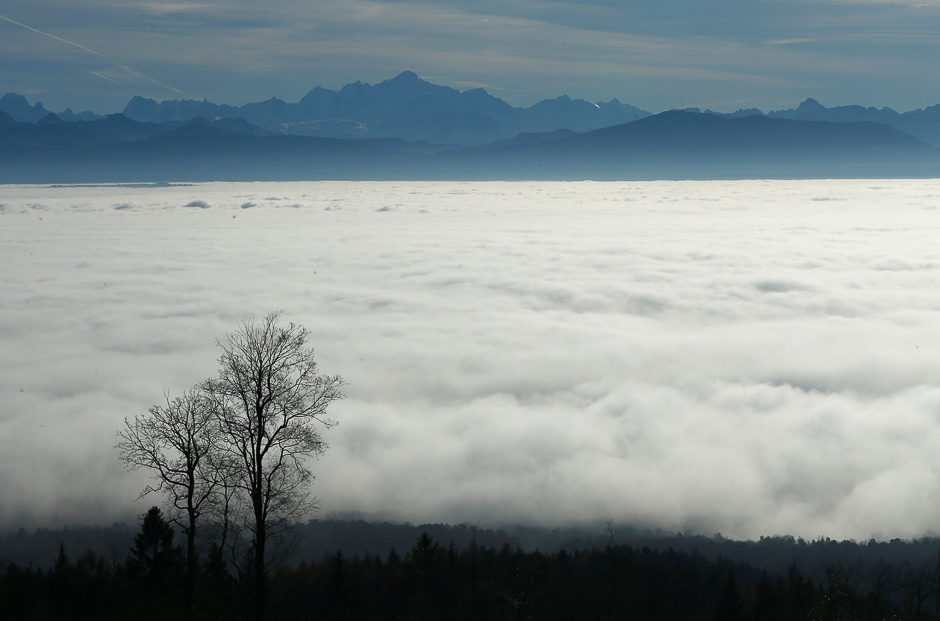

{"left": 2, "top": 1, "right": 940, "bottom": 117}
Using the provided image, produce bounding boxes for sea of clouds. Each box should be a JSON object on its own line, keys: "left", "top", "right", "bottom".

{"left": 3, "top": 179, "right": 940, "bottom": 540}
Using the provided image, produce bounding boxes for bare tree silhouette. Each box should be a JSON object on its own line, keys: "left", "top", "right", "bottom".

{"left": 206, "top": 312, "right": 345, "bottom": 621}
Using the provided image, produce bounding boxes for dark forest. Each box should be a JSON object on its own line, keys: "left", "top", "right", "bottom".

{"left": 4, "top": 511, "right": 940, "bottom": 621}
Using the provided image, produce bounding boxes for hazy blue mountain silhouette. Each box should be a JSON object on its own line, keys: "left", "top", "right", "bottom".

{"left": 0, "top": 110, "right": 434, "bottom": 183}
{"left": 37, "top": 112, "right": 65, "bottom": 125}
{"left": 773, "top": 98, "right": 940, "bottom": 147}
{"left": 0, "top": 93, "right": 50, "bottom": 123}
{"left": 0, "top": 113, "right": 274, "bottom": 150}
{"left": 0, "top": 113, "right": 168, "bottom": 148}
{"left": 558, "top": 110, "right": 930, "bottom": 154}
{"left": 56, "top": 108, "right": 103, "bottom": 122}
{"left": 1, "top": 108, "right": 937, "bottom": 183}
{"left": 702, "top": 98, "right": 940, "bottom": 147}
{"left": 160, "top": 116, "right": 274, "bottom": 137}
{"left": 444, "top": 110, "right": 938, "bottom": 179}
{"left": 121, "top": 71, "right": 651, "bottom": 145}
{"left": 124, "top": 97, "right": 240, "bottom": 125}
{"left": 0, "top": 92, "right": 102, "bottom": 124}
{"left": 14, "top": 74, "right": 940, "bottom": 149}
{"left": 485, "top": 128, "right": 578, "bottom": 148}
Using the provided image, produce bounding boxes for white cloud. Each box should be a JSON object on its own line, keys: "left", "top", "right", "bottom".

{"left": 2, "top": 179, "right": 940, "bottom": 539}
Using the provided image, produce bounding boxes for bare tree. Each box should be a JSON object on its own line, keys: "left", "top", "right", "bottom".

{"left": 205, "top": 312, "right": 345, "bottom": 621}
{"left": 117, "top": 387, "right": 223, "bottom": 621}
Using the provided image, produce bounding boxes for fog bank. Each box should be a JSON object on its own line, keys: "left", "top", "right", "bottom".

{"left": 3, "top": 180, "right": 940, "bottom": 540}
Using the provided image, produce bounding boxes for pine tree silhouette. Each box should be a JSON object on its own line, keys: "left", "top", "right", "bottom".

{"left": 124, "top": 506, "right": 184, "bottom": 619}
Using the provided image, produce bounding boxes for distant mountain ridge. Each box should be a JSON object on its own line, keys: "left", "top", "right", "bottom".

{"left": 1, "top": 108, "right": 935, "bottom": 183}
{"left": 441, "top": 110, "right": 937, "bottom": 180}
{"left": 119, "top": 71, "right": 651, "bottom": 145}
{"left": 0, "top": 93, "right": 101, "bottom": 124}
{"left": 4, "top": 72, "right": 940, "bottom": 183}
{"left": 9, "top": 73, "right": 940, "bottom": 147}
{"left": 560, "top": 110, "right": 930, "bottom": 155}
{"left": 702, "top": 97, "right": 940, "bottom": 146}
{"left": 0, "top": 93, "right": 50, "bottom": 123}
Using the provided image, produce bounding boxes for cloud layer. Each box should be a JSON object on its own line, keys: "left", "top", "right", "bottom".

{"left": 3, "top": 179, "right": 940, "bottom": 539}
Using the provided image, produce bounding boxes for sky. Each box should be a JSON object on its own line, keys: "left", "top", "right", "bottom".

{"left": 3, "top": 0, "right": 940, "bottom": 116}
{"left": 4, "top": 179, "right": 940, "bottom": 540}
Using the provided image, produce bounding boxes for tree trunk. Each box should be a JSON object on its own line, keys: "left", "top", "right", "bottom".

{"left": 186, "top": 506, "right": 196, "bottom": 621}
{"left": 254, "top": 506, "right": 266, "bottom": 621}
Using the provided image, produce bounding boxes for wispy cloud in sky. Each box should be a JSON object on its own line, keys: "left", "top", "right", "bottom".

{"left": 3, "top": 180, "right": 940, "bottom": 539}
{"left": 2, "top": 0, "right": 940, "bottom": 113}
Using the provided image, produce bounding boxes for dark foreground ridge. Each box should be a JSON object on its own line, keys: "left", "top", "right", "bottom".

{"left": 3, "top": 517, "right": 940, "bottom": 620}
{"left": 2, "top": 110, "right": 937, "bottom": 183}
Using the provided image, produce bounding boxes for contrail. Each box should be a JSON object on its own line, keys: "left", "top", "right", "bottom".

{"left": 1, "top": 14, "right": 187, "bottom": 95}
{"left": 91, "top": 71, "right": 125, "bottom": 86}
{"left": 117, "top": 65, "right": 186, "bottom": 94}
{"left": 0, "top": 15, "right": 108, "bottom": 58}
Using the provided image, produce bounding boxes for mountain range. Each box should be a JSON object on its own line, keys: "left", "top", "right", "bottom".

{"left": 117, "top": 71, "right": 649, "bottom": 145}
{"left": 8, "top": 71, "right": 940, "bottom": 147}
{"left": 0, "top": 93, "right": 100, "bottom": 124}
{"left": 3, "top": 71, "right": 940, "bottom": 182}
{"left": 1, "top": 106, "right": 935, "bottom": 183}
{"left": 707, "top": 97, "right": 940, "bottom": 148}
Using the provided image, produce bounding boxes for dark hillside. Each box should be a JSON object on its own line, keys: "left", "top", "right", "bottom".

{"left": 3, "top": 520, "right": 939, "bottom": 620}
{"left": 443, "top": 110, "right": 940, "bottom": 179}
{"left": 2, "top": 109, "right": 937, "bottom": 182}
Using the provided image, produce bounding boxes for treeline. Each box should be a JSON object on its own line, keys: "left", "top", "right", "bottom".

{"left": 289, "top": 521, "right": 940, "bottom": 583}
{"left": 4, "top": 510, "right": 940, "bottom": 621}
{"left": 5, "top": 517, "right": 940, "bottom": 584}
{"left": 0, "top": 523, "right": 135, "bottom": 570}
